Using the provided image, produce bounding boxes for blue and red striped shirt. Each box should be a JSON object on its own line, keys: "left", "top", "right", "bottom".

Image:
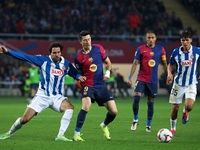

{"left": 74, "top": 44, "right": 107, "bottom": 87}
{"left": 134, "top": 44, "right": 166, "bottom": 83}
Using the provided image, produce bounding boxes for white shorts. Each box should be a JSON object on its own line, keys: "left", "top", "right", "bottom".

{"left": 28, "top": 89, "right": 68, "bottom": 114}
{"left": 169, "top": 83, "right": 196, "bottom": 104}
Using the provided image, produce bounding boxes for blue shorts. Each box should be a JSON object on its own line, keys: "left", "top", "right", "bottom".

{"left": 134, "top": 80, "right": 157, "bottom": 97}
{"left": 81, "top": 86, "right": 114, "bottom": 106}
{"left": 106, "top": 82, "right": 114, "bottom": 88}
{"left": 30, "top": 84, "right": 39, "bottom": 90}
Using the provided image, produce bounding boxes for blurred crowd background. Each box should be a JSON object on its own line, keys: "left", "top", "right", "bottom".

{"left": 0, "top": 0, "right": 199, "bottom": 97}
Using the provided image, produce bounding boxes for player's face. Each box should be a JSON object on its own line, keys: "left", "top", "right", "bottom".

{"left": 146, "top": 33, "right": 156, "bottom": 48}
{"left": 50, "top": 47, "right": 61, "bottom": 63}
{"left": 180, "top": 38, "right": 192, "bottom": 51}
{"left": 80, "top": 34, "right": 92, "bottom": 51}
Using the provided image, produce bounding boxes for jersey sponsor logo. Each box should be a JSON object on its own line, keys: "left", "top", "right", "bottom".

{"left": 89, "top": 64, "right": 97, "bottom": 72}
{"left": 51, "top": 69, "right": 64, "bottom": 76}
{"left": 148, "top": 59, "right": 156, "bottom": 67}
{"left": 181, "top": 60, "right": 194, "bottom": 67}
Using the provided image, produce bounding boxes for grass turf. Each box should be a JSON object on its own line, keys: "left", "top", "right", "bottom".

{"left": 0, "top": 96, "right": 200, "bottom": 150}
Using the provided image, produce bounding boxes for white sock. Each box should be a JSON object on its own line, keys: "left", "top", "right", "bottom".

{"left": 170, "top": 118, "right": 177, "bottom": 130}
{"left": 57, "top": 109, "right": 73, "bottom": 138}
{"left": 133, "top": 119, "right": 138, "bottom": 122}
{"left": 74, "top": 131, "right": 80, "bottom": 136}
{"left": 8, "top": 117, "right": 23, "bottom": 135}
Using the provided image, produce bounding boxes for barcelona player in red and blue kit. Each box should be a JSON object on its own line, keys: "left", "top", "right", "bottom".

{"left": 128, "top": 31, "right": 167, "bottom": 132}
{"left": 73, "top": 31, "right": 118, "bottom": 141}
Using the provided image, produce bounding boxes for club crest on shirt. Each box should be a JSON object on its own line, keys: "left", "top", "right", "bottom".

{"left": 51, "top": 69, "right": 64, "bottom": 76}
{"left": 88, "top": 57, "right": 93, "bottom": 62}
{"left": 150, "top": 52, "right": 154, "bottom": 56}
{"left": 62, "top": 65, "right": 66, "bottom": 70}
{"left": 148, "top": 59, "right": 156, "bottom": 67}
{"left": 190, "top": 54, "right": 194, "bottom": 59}
{"left": 89, "top": 64, "right": 97, "bottom": 72}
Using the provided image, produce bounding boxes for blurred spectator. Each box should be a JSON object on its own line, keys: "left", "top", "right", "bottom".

{"left": 0, "top": 0, "right": 192, "bottom": 36}
{"left": 115, "top": 73, "right": 130, "bottom": 97}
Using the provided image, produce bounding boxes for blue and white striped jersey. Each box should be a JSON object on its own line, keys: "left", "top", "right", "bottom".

{"left": 6, "top": 50, "right": 81, "bottom": 96}
{"left": 169, "top": 45, "right": 200, "bottom": 86}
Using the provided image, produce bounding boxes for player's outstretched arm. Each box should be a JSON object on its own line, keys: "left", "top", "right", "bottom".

{"left": 0, "top": 45, "right": 8, "bottom": 53}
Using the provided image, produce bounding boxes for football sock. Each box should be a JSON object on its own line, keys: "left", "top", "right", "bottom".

{"left": 8, "top": 117, "right": 23, "bottom": 135}
{"left": 170, "top": 118, "right": 177, "bottom": 130}
{"left": 147, "top": 102, "right": 154, "bottom": 126}
{"left": 147, "top": 102, "right": 154, "bottom": 120}
{"left": 133, "top": 96, "right": 140, "bottom": 119}
{"left": 103, "top": 112, "right": 116, "bottom": 126}
{"left": 147, "top": 119, "right": 152, "bottom": 127}
{"left": 75, "top": 109, "right": 87, "bottom": 132}
{"left": 57, "top": 109, "right": 73, "bottom": 137}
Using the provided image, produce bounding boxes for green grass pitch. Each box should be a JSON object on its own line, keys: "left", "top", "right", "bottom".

{"left": 0, "top": 96, "right": 200, "bottom": 150}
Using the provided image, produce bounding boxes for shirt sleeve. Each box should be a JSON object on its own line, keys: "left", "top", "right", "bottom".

{"left": 98, "top": 44, "right": 107, "bottom": 61}
{"left": 74, "top": 55, "right": 82, "bottom": 71}
{"left": 169, "top": 49, "right": 176, "bottom": 65}
{"left": 67, "top": 63, "right": 82, "bottom": 81}
{"left": 6, "top": 50, "right": 44, "bottom": 66}
{"left": 134, "top": 47, "right": 141, "bottom": 61}
{"left": 161, "top": 47, "right": 167, "bottom": 60}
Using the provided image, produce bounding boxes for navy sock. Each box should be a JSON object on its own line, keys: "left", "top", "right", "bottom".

{"left": 104, "top": 112, "right": 116, "bottom": 126}
{"left": 75, "top": 109, "right": 87, "bottom": 132}
{"left": 147, "top": 102, "right": 154, "bottom": 126}
{"left": 133, "top": 96, "right": 140, "bottom": 119}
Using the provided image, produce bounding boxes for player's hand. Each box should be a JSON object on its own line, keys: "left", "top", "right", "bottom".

{"left": 104, "top": 70, "right": 110, "bottom": 81}
{"left": 78, "top": 76, "right": 86, "bottom": 82}
{"left": 0, "top": 45, "right": 7, "bottom": 53}
{"left": 127, "top": 78, "right": 132, "bottom": 85}
{"left": 166, "top": 74, "right": 173, "bottom": 85}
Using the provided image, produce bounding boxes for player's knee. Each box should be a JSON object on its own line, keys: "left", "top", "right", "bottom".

{"left": 20, "top": 117, "right": 30, "bottom": 124}
{"left": 68, "top": 104, "right": 74, "bottom": 110}
{"left": 111, "top": 109, "right": 118, "bottom": 116}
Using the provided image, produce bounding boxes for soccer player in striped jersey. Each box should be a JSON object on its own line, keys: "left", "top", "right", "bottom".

{"left": 73, "top": 30, "right": 118, "bottom": 141}
{"left": 128, "top": 30, "right": 167, "bottom": 132}
{"left": 0, "top": 42, "right": 86, "bottom": 141}
{"left": 166, "top": 30, "right": 200, "bottom": 136}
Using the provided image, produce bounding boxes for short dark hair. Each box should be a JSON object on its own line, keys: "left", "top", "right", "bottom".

{"left": 146, "top": 30, "right": 156, "bottom": 36}
{"left": 49, "top": 42, "right": 64, "bottom": 53}
{"left": 180, "top": 30, "right": 192, "bottom": 39}
{"left": 79, "top": 30, "right": 90, "bottom": 40}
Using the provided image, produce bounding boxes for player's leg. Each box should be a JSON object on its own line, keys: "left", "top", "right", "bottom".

{"left": 54, "top": 98, "right": 74, "bottom": 141}
{"left": 182, "top": 84, "right": 196, "bottom": 124}
{"left": 73, "top": 97, "right": 91, "bottom": 141}
{"left": 0, "top": 107, "right": 36, "bottom": 140}
{"left": 170, "top": 104, "right": 180, "bottom": 136}
{"left": 131, "top": 80, "right": 144, "bottom": 131}
{"left": 145, "top": 82, "right": 158, "bottom": 132}
{"left": 146, "top": 96, "right": 154, "bottom": 132}
{"left": 100, "top": 100, "right": 117, "bottom": 140}
{"left": 169, "top": 83, "right": 184, "bottom": 136}
{"left": 182, "top": 98, "right": 194, "bottom": 124}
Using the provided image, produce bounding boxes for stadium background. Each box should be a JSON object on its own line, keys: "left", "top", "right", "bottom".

{"left": 0, "top": 0, "right": 200, "bottom": 96}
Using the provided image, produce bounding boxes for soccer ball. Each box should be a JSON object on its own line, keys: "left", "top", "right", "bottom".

{"left": 157, "top": 128, "right": 173, "bottom": 143}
